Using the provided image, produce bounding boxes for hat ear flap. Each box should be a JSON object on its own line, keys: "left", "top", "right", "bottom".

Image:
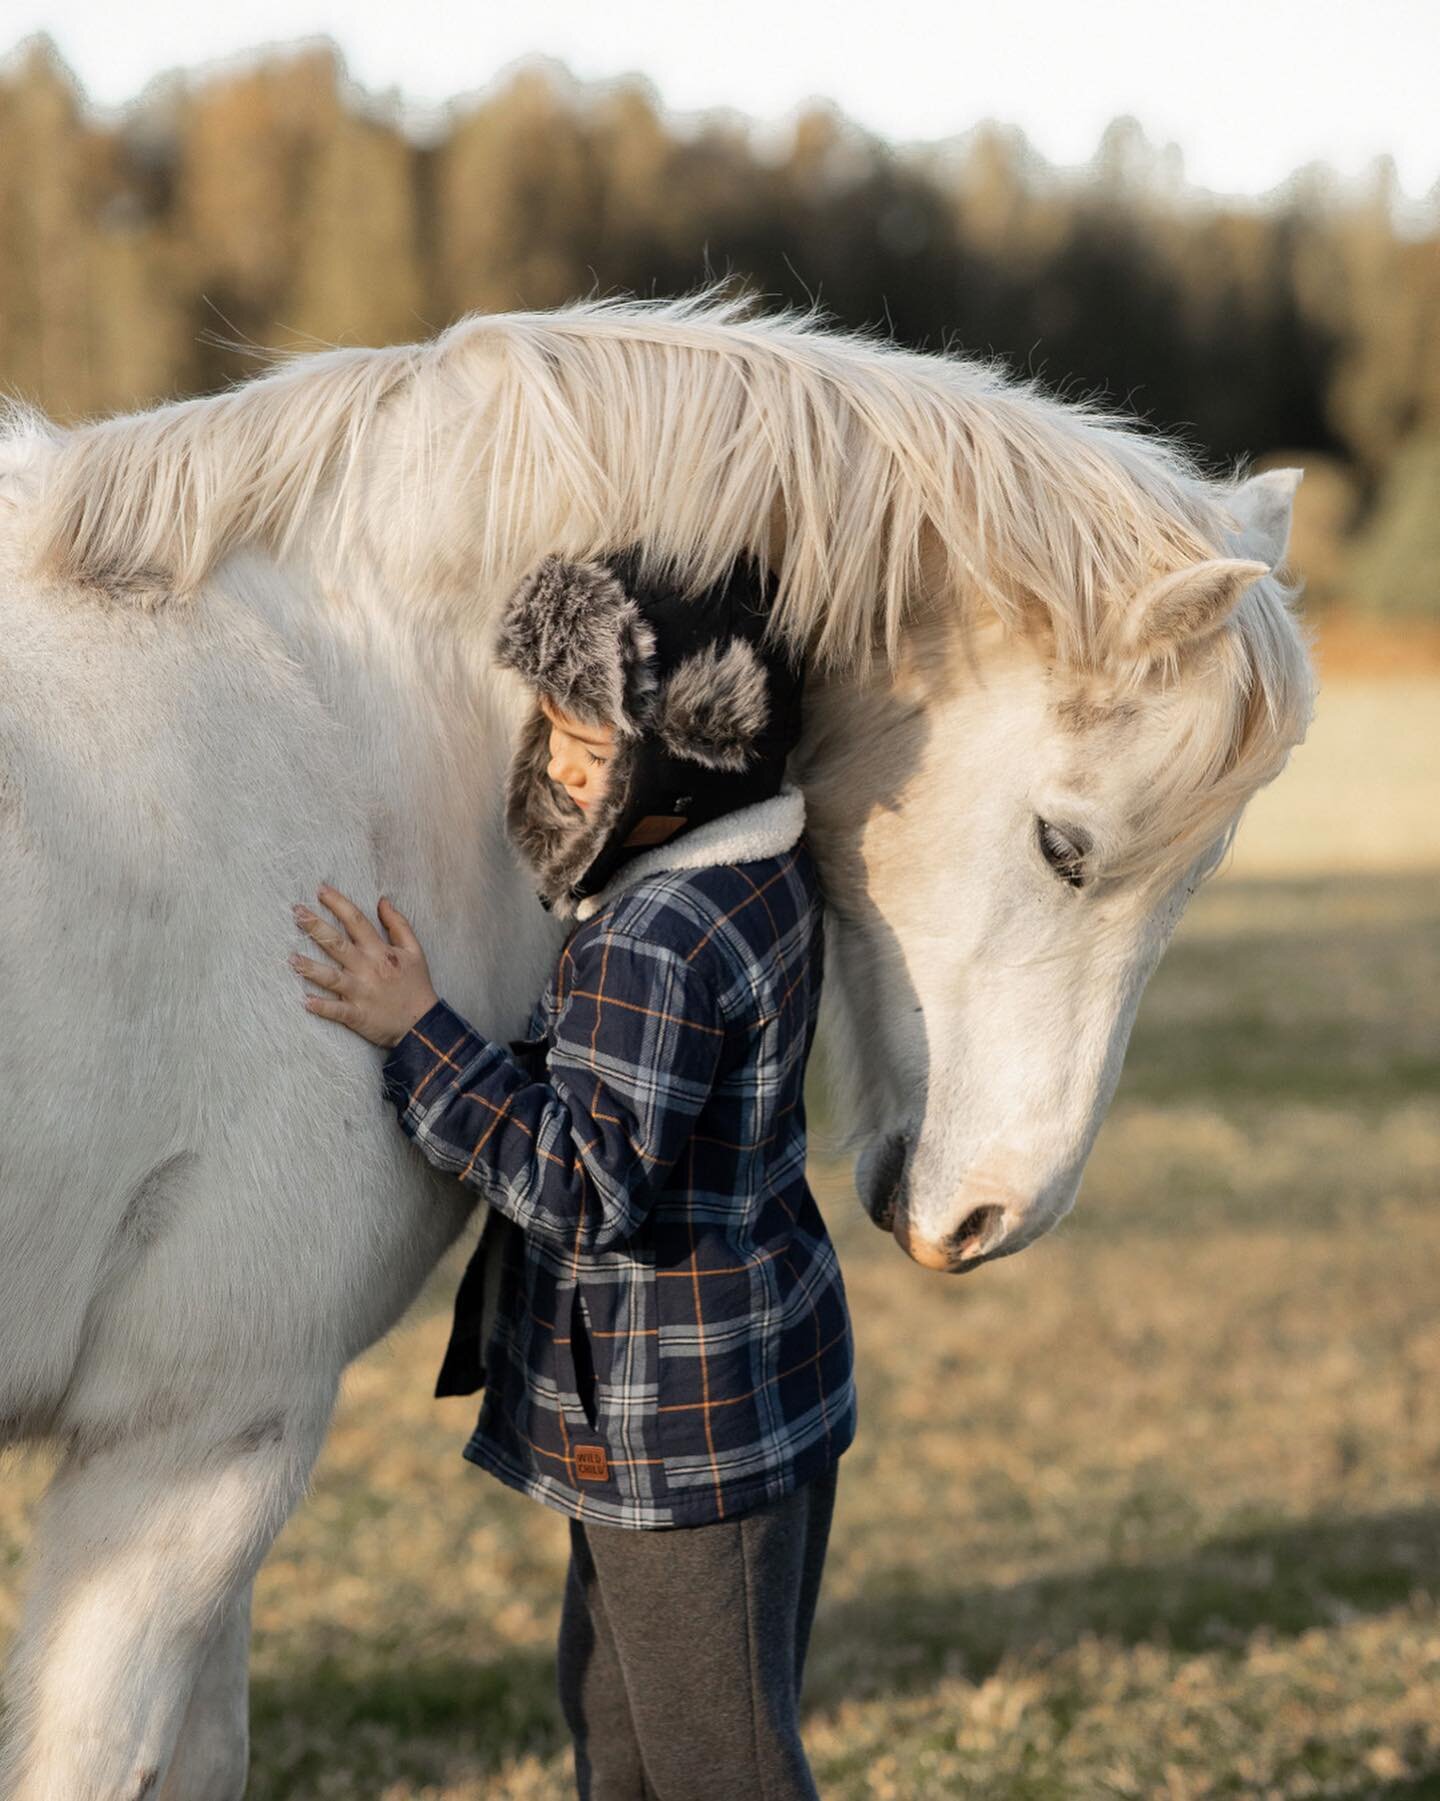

{"left": 496, "top": 555, "right": 656, "bottom": 737}
{"left": 650, "top": 638, "right": 771, "bottom": 771}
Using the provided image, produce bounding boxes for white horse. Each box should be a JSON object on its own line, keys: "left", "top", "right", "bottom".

{"left": 0, "top": 289, "right": 1314, "bottom": 1799}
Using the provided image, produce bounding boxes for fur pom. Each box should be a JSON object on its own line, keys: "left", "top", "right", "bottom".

{"left": 651, "top": 639, "right": 770, "bottom": 771}
{"left": 495, "top": 557, "right": 657, "bottom": 739}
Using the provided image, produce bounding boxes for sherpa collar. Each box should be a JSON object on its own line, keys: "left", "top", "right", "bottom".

{"left": 573, "top": 783, "right": 806, "bottom": 922}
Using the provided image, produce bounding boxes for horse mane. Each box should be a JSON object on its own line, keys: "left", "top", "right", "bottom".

{"left": 21, "top": 284, "right": 1244, "bottom": 656}
{"left": 11, "top": 284, "right": 1314, "bottom": 881}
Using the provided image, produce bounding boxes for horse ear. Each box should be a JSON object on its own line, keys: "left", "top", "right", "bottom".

{"left": 1121, "top": 558, "right": 1269, "bottom": 660}
{"left": 1227, "top": 467, "right": 1303, "bottom": 569}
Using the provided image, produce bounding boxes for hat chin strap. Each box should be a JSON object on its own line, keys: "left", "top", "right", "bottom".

{"left": 562, "top": 733, "right": 793, "bottom": 906}
{"left": 622, "top": 814, "right": 689, "bottom": 850}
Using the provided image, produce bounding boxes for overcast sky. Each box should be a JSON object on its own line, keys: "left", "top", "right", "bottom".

{"left": 9, "top": 0, "right": 1438, "bottom": 202}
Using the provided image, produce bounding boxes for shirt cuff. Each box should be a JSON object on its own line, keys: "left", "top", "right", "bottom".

{"left": 380, "top": 996, "right": 485, "bottom": 1113}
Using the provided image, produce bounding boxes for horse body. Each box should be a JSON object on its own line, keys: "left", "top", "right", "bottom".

{"left": 0, "top": 526, "right": 556, "bottom": 1797}
{"left": 0, "top": 292, "right": 1314, "bottom": 1797}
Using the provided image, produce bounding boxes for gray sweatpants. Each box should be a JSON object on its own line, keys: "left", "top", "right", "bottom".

{"left": 555, "top": 1466, "right": 838, "bottom": 1800}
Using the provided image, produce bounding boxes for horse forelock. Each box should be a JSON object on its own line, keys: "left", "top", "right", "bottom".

{"left": 1044, "top": 568, "right": 1317, "bottom": 890}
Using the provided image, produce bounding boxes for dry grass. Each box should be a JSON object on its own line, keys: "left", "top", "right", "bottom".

{"left": 1223, "top": 673, "right": 1440, "bottom": 878}
{"left": 2, "top": 683, "right": 1437, "bottom": 1797}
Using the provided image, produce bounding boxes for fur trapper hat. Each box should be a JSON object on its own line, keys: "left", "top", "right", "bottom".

{"left": 496, "top": 547, "right": 805, "bottom": 916}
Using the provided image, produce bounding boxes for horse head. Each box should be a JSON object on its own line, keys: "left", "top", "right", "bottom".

{"left": 800, "top": 468, "right": 1313, "bottom": 1271}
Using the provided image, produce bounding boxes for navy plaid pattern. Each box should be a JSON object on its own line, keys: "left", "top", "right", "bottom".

{"left": 380, "top": 840, "right": 856, "bottom": 1528}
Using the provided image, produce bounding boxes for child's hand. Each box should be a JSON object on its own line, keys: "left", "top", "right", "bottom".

{"left": 290, "top": 885, "right": 440, "bottom": 1049}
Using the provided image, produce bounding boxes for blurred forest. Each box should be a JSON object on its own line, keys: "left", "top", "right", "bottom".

{"left": 1, "top": 34, "right": 1436, "bottom": 615}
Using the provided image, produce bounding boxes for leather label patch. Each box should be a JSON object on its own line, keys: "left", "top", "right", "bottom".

{"left": 574, "top": 1445, "right": 610, "bottom": 1482}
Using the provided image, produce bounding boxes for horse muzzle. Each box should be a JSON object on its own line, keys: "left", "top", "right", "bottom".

{"left": 856, "top": 1129, "right": 1016, "bottom": 1273}
{"left": 891, "top": 1200, "right": 1008, "bottom": 1273}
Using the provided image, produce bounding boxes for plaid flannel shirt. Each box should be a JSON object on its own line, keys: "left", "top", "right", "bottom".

{"left": 380, "top": 826, "right": 855, "bottom": 1528}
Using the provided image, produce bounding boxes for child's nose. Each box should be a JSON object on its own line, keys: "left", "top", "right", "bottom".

{"left": 547, "top": 739, "right": 583, "bottom": 788}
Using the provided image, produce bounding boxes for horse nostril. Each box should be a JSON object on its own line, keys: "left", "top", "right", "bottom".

{"left": 947, "top": 1204, "right": 1005, "bottom": 1261}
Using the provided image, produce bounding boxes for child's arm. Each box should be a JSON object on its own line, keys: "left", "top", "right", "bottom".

{"left": 380, "top": 928, "right": 727, "bottom": 1254}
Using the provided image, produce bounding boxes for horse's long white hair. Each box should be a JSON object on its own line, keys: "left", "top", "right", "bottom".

{"left": 9, "top": 285, "right": 1311, "bottom": 886}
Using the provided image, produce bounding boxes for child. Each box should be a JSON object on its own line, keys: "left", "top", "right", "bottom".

{"left": 288, "top": 547, "right": 856, "bottom": 1799}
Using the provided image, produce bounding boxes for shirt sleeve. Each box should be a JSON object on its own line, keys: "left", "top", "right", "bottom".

{"left": 379, "top": 928, "right": 728, "bottom": 1254}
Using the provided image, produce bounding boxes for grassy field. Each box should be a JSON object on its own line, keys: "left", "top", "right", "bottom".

{"left": 3, "top": 677, "right": 1438, "bottom": 1797}
{"left": 1222, "top": 677, "right": 1440, "bottom": 879}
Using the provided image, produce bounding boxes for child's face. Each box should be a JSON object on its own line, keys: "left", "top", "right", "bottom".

{"left": 539, "top": 697, "right": 617, "bottom": 813}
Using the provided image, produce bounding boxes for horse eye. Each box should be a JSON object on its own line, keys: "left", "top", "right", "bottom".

{"left": 1037, "top": 818, "right": 1087, "bottom": 889}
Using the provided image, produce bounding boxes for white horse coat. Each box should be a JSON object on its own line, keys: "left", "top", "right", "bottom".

{"left": 0, "top": 291, "right": 1314, "bottom": 1799}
